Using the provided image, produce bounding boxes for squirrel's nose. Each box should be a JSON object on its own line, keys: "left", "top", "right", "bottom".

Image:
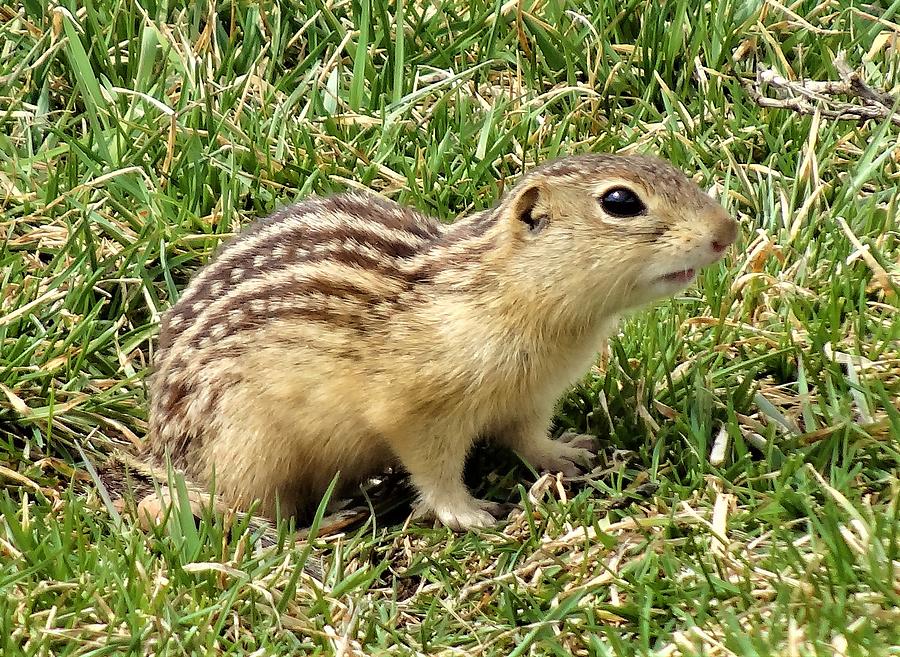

{"left": 710, "top": 217, "right": 738, "bottom": 253}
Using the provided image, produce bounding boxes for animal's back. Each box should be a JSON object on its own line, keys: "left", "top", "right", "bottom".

{"left": 157, "top": 192, "right": 445, "bottom": 351}
{"left": 145, "top": 192, "right": 449, "bottom": 515}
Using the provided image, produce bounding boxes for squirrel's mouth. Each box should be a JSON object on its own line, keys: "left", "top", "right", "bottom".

{"left": 659, "top": 268, "right": 696, "bottom": 284}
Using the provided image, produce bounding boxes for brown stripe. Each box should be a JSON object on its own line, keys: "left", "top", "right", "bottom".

{"left": 158, "top": 314, "right": 174, "bottom": 351}
{"left": 431, "top": 210, "right": 498, "bottom": 250}
{"left": 160, "top": 236, "right": 498, "bottom": 360}
{"left": 322, "top": 193, "right": 443, "bottom": 240}
{"left": 160, "top": 202, "right": 501, "bottom": 356}
{"left": 164, "top": 224, "right": 430, "bottom": 337}
{"left": 171, "top": 311, "right": 371, "bottom": 374}
{"left": 172, "top": 229, "right": 499, "bottom": 350}
{"left": 155, "top": 379, "right": 195, "bottom": 426}
{"left": 412, "top": 237, "right": 497, "bottom": 283}
{"left": 174, "top": 240, "right": 501, "bottom": 352}
{"left": 148, "top": 379, "right": 203, "bottom": 465}
{"left": 176, "top": 195, "right": 430, "bottom": 293}
{"left": 170, "top": 195, "right": 452, "bottom": 315}
{"left": 228, "top": 198, "right": 328, "bottom": 242}
{"left": 184, "top": 275, "right": 393, "bottom": 348}
{"left": 222, "top": 222, "right": 423, "bottom": 281}
{"left": 147, "top": 426, "right": 197, "bottom": 469}
{"left": 149, "top": 366, "right": 245, "bottom": 465}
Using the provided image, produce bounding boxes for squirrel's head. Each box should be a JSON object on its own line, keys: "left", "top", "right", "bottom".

{"left": 497, "top": 153, "right": 739, "bottom": 312}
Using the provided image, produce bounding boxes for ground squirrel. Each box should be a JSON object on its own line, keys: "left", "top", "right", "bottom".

{"left": 137, "top": 153, "right": 737, "bottom": 531}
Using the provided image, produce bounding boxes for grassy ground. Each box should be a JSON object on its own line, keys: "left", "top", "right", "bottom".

{"left": 1, "top": 0, "right": 899, "bottom": 654}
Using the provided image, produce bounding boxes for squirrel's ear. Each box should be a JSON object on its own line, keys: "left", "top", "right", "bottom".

{"left": 509, "top": 184, "right": 550, "bottom": 234}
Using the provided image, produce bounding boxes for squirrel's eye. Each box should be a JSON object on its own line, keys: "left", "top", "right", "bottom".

{"left": 599, "top": 187, "right": 645, "bottom": 218}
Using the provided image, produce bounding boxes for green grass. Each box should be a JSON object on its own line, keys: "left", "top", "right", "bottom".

{"left": 1, "top": 0, "right": 899, "bottom": 654}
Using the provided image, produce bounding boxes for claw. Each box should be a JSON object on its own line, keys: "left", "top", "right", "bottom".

{"left": 414, "top": 497, "right": 508, "bottom": 531}
{"left": 520, "top": 432, "right": 598, "bottom": 478}
{"left": 558, "top": 430, "right": 596, "bottom": 450}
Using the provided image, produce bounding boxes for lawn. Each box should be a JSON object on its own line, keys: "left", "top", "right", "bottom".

{"left": 1, "top": 0, "right": 899, "bottom": 655}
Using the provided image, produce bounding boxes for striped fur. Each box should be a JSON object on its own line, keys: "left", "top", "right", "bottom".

{"left": 142, "top": 154, "right": 739, "bottom": 530}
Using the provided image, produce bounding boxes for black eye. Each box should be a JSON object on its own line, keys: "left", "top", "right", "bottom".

{"left": 599, "top": 187, "right": 645, "bottom": 218}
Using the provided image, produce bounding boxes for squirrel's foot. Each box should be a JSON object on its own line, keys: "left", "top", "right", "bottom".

{"left": 518, "top": 431, "right": 597, "bottom": 478}
{"left": 413, "top": 495, "right": 512, "bottom": 531}
{"left": 132, "top": 486, "right": 213, "bottom": 531}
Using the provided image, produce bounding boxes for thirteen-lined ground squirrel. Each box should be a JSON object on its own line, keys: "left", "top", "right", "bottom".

{"left": 144, "top": 153, "right": 738, "bottom": 530}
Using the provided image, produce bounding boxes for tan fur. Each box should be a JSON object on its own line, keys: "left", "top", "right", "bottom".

{"left": 141, "top": 153, "right": 738, "bottom": 530}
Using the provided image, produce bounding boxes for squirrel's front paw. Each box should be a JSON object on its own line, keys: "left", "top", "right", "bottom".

{"left": 519, "top": 431, "right": 597, "bottom": 477}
